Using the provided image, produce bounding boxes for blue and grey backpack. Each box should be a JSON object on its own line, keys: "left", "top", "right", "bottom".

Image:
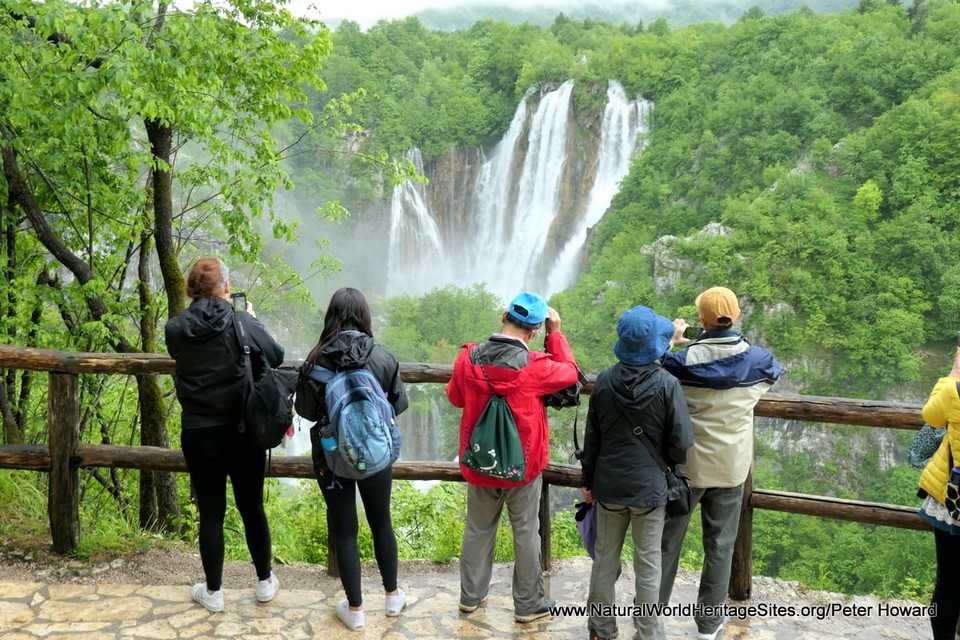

{"left": 308, "top": 365, "right": 397, "bottom": 479}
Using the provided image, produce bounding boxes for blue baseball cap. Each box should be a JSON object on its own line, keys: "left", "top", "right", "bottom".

{"left": 613, "top": 306, "right": 675, "bottom": 366}
{"left": 507, "top": 291, "right": 548, "bottom": 325}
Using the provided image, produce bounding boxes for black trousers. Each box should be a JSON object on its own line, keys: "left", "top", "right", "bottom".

{"left": 932, "top": 527, "right": 960, "bottom": 640}
{"left": 182, "top": 425, "right": 272, "bottom": 591}
{"left": 312, "top": 426, "right": 398, "bottom": 607}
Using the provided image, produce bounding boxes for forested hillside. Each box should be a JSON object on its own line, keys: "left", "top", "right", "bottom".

{"left": 299, "top": 0, "right": 960, "bottom": 399}
{"left": 291, "top": 0, "right": 957, "bottom": 598}
{"left": 1, "top": 0, "right": 956, "bottom": 603}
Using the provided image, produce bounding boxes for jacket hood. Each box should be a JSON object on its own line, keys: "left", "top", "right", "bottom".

{"left": 610, "top": 362, "right": 663, "bottom": 413}
{"left": 320, "top": 330, "right": 376, "bottom": 369}
{"left": 179, "top": 297, "right": 233, "bottom": 341}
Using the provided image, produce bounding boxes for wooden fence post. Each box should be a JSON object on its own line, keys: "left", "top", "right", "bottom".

{"left": 48, "top": 372, "right": 79, "bottom": 554}
{"left": 729, "top": 466, "right": 754, "bottom": 600}
{"left": 539, "top": 479, "right": 551, "bottom": 572}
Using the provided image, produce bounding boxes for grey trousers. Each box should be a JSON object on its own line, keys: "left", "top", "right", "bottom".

{"left": 587, "top": 501, "right": 666, "bottom": 640}
{"left": 460, "top": 475, "right": 544, "bottom": 614}
{"left": 659, "top": 484, "right": 744, "bottom": 635}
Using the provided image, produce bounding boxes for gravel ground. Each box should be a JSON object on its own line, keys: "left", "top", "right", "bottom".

{"left": 0, "top": 538, "right": 454, "bottom": 591}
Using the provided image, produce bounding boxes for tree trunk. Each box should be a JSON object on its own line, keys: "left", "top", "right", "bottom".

{"left": 145, "top": 119, "right": 184, "bottom": 319}
{"left": 136, "top": 226, "right": 178, "bottom": 531}
{"left": 0, "top": 208, "right": 21, "bottom": 444}
{"left": 144, "top": 109, "right": 182, "bottom": 534}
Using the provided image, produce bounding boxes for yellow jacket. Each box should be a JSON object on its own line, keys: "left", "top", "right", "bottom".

{"left": 919, "top": 376, "right": 960, "bottom": 502}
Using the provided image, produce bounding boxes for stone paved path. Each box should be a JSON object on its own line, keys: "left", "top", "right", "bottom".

{"left": 0, "top": 558, "right": 932, "bottom": 639}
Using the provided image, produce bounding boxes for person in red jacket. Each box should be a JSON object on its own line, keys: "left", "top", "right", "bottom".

{"left": 446, "top": 291, "right": 580, "bottom": 623}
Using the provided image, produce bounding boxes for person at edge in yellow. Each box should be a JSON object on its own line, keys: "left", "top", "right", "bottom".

{"left": 917, "top": 344, "right": 960, "bottom": 640}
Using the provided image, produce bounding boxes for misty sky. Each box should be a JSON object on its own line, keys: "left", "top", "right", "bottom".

{"left": 291, "top": 0, "right": 641, "bottom": 26}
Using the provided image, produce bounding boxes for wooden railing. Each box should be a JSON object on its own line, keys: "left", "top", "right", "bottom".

{"left": 0, "top": 345, "right": 929, "bottom": 600}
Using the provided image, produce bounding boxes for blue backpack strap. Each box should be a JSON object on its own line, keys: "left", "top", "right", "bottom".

{"left": 308, "top": 364, "right": 335, "bottom": 384}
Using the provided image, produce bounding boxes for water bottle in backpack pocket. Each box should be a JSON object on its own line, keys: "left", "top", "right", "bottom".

{"left": 308, "top": 365, "right": 398, "bottom": 479}
{"left": 319, "top": 418, "right": 338, "bottom": 453}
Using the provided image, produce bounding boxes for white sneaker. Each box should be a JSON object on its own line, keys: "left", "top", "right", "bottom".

{"left": 385, "top": 588, "right": 406, "bottom": 616}
{"left": 459, "top": 594, "right": 489, "bottom": 613}
{"left": 697, "top": 615, "right": 730, "bottom": 640}
{"left": 336, "top": 599, "right": 365, "bottom": 631}
{"left": 191, "top": 583, "right": 224, "bottom": 613}
{"left": 255, "top": 572, "right": 279, "bottom": 602}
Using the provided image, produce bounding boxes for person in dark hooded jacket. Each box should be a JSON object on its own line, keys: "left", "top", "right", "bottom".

{"left": 165, "top": 257, "right": 283, "bottom": 613}
{"left": 580, "top": 306, "right": 693, "bottom": 640}
{"left": 295, "top": 287, "right": 408, "bottom": 632}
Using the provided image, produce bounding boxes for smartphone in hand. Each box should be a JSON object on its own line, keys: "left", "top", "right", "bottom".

{"left": 231, "top": 292, "right": 247, "bottom": 312}
{"left": 683, "top": 326, "right": 704, "bottom": 340}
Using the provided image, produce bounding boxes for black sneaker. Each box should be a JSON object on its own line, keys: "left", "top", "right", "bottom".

{"left": 515, "top": 597, "right": 555, "bottom": 623}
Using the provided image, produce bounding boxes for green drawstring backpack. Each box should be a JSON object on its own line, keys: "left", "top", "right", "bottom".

{"left": 461, "top": 363, "right": 526, "bottom": 483}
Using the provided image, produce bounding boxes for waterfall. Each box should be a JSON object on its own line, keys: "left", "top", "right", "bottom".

{"left": 398, "top": 386, "right": 445, "bottom": 462}
{"left": 497, "top": 79, "right": 575, "bottom": 288}
{"left": 383, "top": 79, "right": 651, "bottom": 302}
{"left": 546, "top": 81, "right": 652, "bottom": 295}
{"left": 466, "top": 92, "right": 530, "bottom": 271}
{"left": 386, "top": 149, "right": 447, "bottom": 295}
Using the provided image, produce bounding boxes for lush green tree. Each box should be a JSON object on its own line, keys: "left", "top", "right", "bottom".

{"left": 0, "top": 0, "right": 336, "bottom": 530}
{"left": 379, "top": 284, "right": 503, "bottom": 363}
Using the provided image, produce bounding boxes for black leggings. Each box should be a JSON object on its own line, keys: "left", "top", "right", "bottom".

{"left": 182, "top": 426, "right": 273, "bottom": 591}
{"left": 319, "top": 464, "right": 399, "bottom": 607}
{"left": 932, "top": 527, "right": 960, "bottom": 640}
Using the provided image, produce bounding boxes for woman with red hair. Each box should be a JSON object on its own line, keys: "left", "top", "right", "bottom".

{"left": 165, "top": 257, "right": 284, "bottom": 613}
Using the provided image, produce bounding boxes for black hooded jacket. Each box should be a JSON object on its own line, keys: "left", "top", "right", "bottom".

{"left": 295, "top": 330, "right": 408, "bottom": 422}
{"left": 580, "top": 361, "right": 694, "bottom": 507}
{"left": 165, "top": 296, "right": 284, "bottom": 430}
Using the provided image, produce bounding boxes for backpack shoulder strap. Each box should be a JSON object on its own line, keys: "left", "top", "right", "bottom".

{"left": 308, "top": 364, "right": 336, "bottom": 384}
{"left": 231, "top": 311, "right": 255, "bottom": 434}
{"left": 614, "top": 402, "right": 671, "bottom": 473}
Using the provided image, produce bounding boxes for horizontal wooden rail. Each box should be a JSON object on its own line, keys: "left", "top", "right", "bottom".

{"left": 0, "top": 444, "right": 582, "bottom": 485}
{"left": 751, "top": 489, "right": 929, "bottom": 532}
{"left": 0, "top": 442, "right": 928, "bottom": 530}
{"left": 0, "top": 345, "right": 925, "bottom": 430}
{"left": 754, "top": 394, "right": 923, "bottom": 430}
{"left": 0, "top": 445, "right": 50, "bottom": 471}
{"left": 0, "top": 345, "right": 178, "bottom": 376}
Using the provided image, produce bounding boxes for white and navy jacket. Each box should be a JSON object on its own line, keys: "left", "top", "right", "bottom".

{"left": 661, "top": 330, "right": 782, "bottom": 488}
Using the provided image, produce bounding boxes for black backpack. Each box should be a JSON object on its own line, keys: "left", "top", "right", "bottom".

{"left": 232, "top": 312, "right": 296, "bottom": 450}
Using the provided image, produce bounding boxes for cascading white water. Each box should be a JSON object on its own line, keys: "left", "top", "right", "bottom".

{"left": 498, "top": 79, "right": 575, "bottom": 286}
{"left": 466, "top": 92, "right": 530, "bottom": 270}
{"left": 298, "top": 82, "right": 653, "bottom": 469}
{"left": 384, "top": 79, "right": 651, "bottom": 302}
{"left": 545, "top": 81, "right": 652, "bottom": 295}
{"left": 386, "top": 148, "right": 448, "bottom": 294}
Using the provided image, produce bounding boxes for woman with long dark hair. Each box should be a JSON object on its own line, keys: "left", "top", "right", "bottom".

{"left": 295, "top": 287, "right": 409, "bottom": 631}
{"left": 165, "top": 257, "right": 282, "bottom": 612}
